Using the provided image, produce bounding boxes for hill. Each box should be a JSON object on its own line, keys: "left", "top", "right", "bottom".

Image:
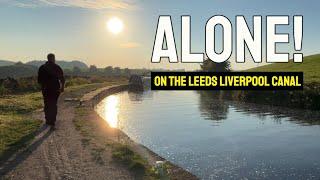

{"left": 0, "top": 60, "right": 14, "bottom": 66}
{"left": 26, "top": 60, "right": 88, "bottom": 70}
{"left": 248, "top": 54, "right": 320, "bottom": 84}
{"left": 0, "top": 64, "right": 37, "bottom": 78}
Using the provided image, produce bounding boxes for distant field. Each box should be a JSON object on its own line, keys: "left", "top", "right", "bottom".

{"left": 248, "top": 54, "right": 320, "bottom": 84}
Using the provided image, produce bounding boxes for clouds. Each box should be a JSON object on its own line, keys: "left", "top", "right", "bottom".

{"left": 120, "top": 42, "right": 141, "bottom": 48}
{"left": 7, "top": 0, "right": 137, "bottom": 10}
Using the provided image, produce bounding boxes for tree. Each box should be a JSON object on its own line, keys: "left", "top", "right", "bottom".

{"left": 15, "top": 61, "right": 24, "bottom": 66}
{"left": 104, "top": 66, "right": 113, "bottom": 75}
{"left": 200, "top": 58, "right": 230, "bottom": 72}
{"left": 124, "top": 68, "right": 131, "bottom": 76}
{"left": 89, "top": 65, "right": 98, "bottom": 73}
{"left": 73, "top": 66, "right": 82, "bottom": 75}
{"left": 113, "top": 67, "right": 121, "bottom": 75}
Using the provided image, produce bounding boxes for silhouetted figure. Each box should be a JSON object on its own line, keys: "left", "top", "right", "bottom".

{"left": 38, "top": 54, "right": 65, "bottom": 128}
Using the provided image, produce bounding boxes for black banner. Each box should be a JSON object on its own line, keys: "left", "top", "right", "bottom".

{"left": 151, "top": 72, "right": 303, "bottom": 90}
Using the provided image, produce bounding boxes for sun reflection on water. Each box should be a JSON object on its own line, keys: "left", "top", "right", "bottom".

{"left": 97, "top": 95, "right": 119, "bottom": 128}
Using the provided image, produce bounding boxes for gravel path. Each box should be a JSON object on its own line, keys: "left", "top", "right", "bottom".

{"left": 1, "top": 93, "right": 133, "bottom": 180}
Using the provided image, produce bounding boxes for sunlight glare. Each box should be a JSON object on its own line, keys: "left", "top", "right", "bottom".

{"left": 103, "top": 95, "right": 119, "bottom": 128}
{"left": 107, "top": 17, "right": 124, "bottom": 35}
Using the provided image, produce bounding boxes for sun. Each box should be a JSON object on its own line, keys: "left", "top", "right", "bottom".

{"left": 107, "top": 17, "right": 124, "bottom": 35}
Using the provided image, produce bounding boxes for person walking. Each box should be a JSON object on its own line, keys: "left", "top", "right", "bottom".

{"left": 38, "top": 53, "right": 65, "bottom": 129}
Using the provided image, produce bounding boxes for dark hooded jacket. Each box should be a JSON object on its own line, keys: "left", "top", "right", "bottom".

{"left": 38, "top": 62, "right": 65, "bottom": 92}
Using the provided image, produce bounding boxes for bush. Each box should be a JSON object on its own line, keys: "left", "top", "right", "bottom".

{"left": 65, "top": 77, "right": 91, "bottom": 87}
{"left": 0, "top": 84, "right": 8, "bottom": 95}
{"left": 17, "top": 77, "right": 41, "bottom": 92}
{"left": 112, "top": 144, "right": 146, "bottom": 175}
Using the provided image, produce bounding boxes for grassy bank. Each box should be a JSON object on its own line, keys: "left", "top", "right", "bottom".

{"left": 74, "top": 105, "right": 161, "bottom": 179}
{"left": 248, "top": 54, "right": 320, "bottom": 84}
{"left": 0, "top": 92, "right": 42, "bottom": 161}
{"left": 0, "top": 77, "right": 128, "bottom": 162}
{"left": 232, "top": 54, "right": 320, "bottom": 110}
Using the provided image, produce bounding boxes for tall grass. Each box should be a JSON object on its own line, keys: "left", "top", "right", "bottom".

{"left": 0, "top": 92, "right": 42, "bottom": 160}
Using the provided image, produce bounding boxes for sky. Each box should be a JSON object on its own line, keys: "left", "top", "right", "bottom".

{"left": 0, "top": 0, "right": 319, "bottom": 70}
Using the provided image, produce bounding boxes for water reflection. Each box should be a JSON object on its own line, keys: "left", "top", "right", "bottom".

{"left": 231, "top": 102, "right": 320, "bottom": 126}
{"left": 95, "top": 91, "right": 320, "bottom": 179}
{"left": 198, "top": 91, "right": 229, "bottom": 123}
{"left": 128, "top": 90, "right": 155, "bottom": 102}
{"left": 96, "top": 95, "right": 119, "bottom": 128}
{"left": 197, "top": 91, "right": 320, "bottom": 126}
{"left": 128, "top": 91, "right": 144, "bottom": 102}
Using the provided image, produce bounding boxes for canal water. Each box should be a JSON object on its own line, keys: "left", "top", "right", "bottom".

{"left": 95, "top": 90, "right": 320, "bottom": 179}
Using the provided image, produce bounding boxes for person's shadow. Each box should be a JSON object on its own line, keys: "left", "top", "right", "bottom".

{"left": 0, "top": 124, "right": 53, "bottom": 176}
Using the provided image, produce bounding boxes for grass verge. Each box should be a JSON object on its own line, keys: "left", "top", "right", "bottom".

{"left": 74, "top": 105, "right": 159, "bottom": 179}
{"left": 112, "top": 144, "right": 147, "bottom": 175}
{"left": 248, "top": 54, "right": 320, "bottom": 84}
{"left": 0, "top": 92, "right": 42, "bottom": 161}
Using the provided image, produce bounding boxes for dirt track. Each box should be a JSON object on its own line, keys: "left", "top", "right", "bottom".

{"left": 1, "top": 93, "right": 134, "bottom": 180}
{"left": 1, "top": 86, "right": 198, "bottom": 180}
